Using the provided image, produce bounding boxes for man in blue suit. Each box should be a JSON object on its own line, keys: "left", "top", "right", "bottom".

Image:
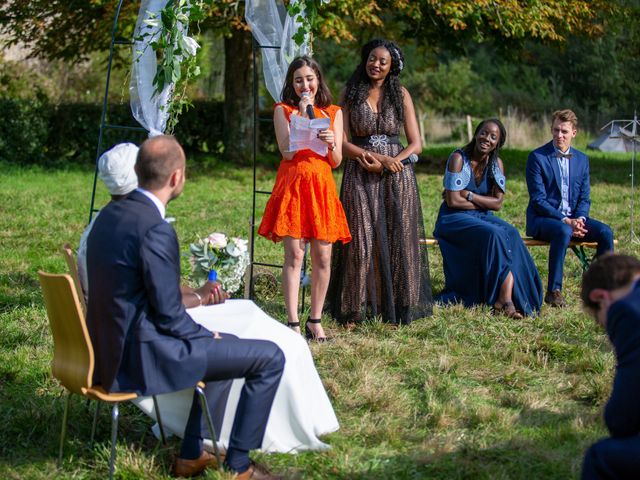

{"left": 581, "top": 253, "right": 640, "bottom": 479}
{"left": 526, "top": 109, "right": 613, "bottom": 307}
{"left": 87, "top": 135, "right": 284, "bottom": 479}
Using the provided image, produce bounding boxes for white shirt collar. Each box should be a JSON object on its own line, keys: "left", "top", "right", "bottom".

{"left": 136, "top": 188, "right": 166, "bottom": 219}
{"left": 554, "top": 145, "right": 571, "bottom": 156}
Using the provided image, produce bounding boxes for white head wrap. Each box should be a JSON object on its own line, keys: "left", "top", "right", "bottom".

{"left": 98, "top": 143, "right": 139, "bottom": 196}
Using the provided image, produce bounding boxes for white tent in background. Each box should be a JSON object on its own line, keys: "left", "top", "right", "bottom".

{"left": 588, "top": 124, "right": 638, "bottom": 152}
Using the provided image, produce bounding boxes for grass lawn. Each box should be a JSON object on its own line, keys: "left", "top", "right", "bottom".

{"left": 1, "top": 145, "right": 639, "bottom": 479}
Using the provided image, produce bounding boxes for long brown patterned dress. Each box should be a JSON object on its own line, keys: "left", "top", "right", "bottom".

{"left": 327, "top": 101, "right": 432, "bottom": 325}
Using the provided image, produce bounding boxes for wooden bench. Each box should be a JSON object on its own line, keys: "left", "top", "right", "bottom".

{"left": 420, "top": 237, "right": 618, "bottom": 271}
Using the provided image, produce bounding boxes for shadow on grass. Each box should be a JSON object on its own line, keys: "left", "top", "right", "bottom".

{"left": 0, "top": 272, "right": 41, "bottom": 311}
{"left": 0, "top": 381, "right": 177, "bottom": 477}
{"left": 323, "top": 424, "right": 589, "bottom": 479}
{"left": 0, "top": 372, "right": 599, "bottom": 479}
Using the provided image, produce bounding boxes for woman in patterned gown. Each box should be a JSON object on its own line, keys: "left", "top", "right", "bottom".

{"left": 328, "top": 39, "right": 432, "bottom": 326}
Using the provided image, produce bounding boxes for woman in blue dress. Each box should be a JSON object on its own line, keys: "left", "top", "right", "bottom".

{"left": 433, "top": 119, "right": 543, "bottom": 318}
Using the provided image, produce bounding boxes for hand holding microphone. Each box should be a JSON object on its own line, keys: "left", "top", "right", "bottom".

{"left": 382, "top": 153, "right": 420, "bottom": 173}
{"left": 300, "top": 91, "right": 315, "bottom": 119}
{"left": 301, "top": 91, "right": 335, "bottom": 152}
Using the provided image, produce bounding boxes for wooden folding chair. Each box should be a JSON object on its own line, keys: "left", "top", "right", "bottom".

{"left": 39, "top": 271, "right": 222, "bottom": 478}
{"left": 60, "top": 243, "right": 86, "bottom": 314}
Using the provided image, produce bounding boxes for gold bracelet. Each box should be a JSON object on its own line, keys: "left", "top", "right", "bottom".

{"left": 193, "top": 291, "right": 202, "bottom": 305}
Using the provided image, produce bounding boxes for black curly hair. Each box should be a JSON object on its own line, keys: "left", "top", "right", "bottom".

{"left": 462, "top": 118, "right": 507, "bottom": 189}
{"left": 281, "top": 56, "right": 332, "bottom": 109}
{"left": 343, "top": 39, "right": 405, "bottom": 123}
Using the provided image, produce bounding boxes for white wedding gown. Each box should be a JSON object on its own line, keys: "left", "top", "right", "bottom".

{"left": 132, "top": 299, "right": 339, "bottom": 453}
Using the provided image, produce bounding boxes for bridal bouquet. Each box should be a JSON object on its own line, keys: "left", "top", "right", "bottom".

{"left": 188, "top": 232, "right": 250, "bottom": 294}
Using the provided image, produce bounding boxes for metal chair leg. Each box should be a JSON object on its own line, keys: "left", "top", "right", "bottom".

{"left": 571, "top": 245, "right": 591, "bottom": 271}
{"left": 90, "top": 401, "right": 101, "bottom": 447}
{"left": 195, "top": 384, "right": 222, "bottom": 471}
{"left": 151, "top": 395, "right": 167, "bottom": 445}
{"left": 58, "top": 391, "right": 72, "bottom": 465}
{"left": 108, "top": 402, "right": 119, "bottom": 480}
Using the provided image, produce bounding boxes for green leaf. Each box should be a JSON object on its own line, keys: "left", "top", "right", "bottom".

{"left": 172, "top": 61, "right": 182, "bottom": 83}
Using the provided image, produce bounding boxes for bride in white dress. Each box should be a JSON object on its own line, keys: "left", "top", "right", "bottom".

{"left": 132, "top": 299, "right": 339, "bottom": 453}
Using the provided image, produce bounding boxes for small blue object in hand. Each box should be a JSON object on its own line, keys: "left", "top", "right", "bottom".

{"left": 208, "top": 270, "right": 217, "bottom": 282}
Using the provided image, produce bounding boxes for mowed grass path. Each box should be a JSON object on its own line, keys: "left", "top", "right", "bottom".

{"left": 0, "top": 146, "right": 638, "bottom": 479}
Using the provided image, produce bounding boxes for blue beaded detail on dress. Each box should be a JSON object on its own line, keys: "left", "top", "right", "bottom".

{"left": 443, "top": 149, "right": 471, "bottom": 191}
{"left": 491, "top": 160, "right": 506, "bottom": 193}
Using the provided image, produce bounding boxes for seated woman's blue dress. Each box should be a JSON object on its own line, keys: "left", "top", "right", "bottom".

{"left": 433, "top": 151, "right": 543, "bottom": 315}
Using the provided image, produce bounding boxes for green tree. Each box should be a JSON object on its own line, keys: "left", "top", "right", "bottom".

{"left": 0, "top": 0, "right": 621, "bottom": 160}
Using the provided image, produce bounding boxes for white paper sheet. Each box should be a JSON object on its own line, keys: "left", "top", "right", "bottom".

{"left": 289, "top": 115, "right": 331, "bottom": 156}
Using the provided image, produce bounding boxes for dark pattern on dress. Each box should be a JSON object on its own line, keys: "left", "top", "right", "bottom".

{"left": 327, "top": 101, "right": 433, "bottom": 325}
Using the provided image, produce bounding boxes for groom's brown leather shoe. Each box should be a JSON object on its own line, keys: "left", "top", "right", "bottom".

{"left": 544, "top": 289, "right": 566, "bottom": 308}
{"left": 173, "top": 450, "right": 224, "bottom": 478}
{"left": 234, "top": 463, "right": 282, "bottom": 480}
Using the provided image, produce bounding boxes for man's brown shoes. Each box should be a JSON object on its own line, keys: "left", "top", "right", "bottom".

{"left": 544, "top": 289, "right": 566, "bottom": 308}
{"left": 174, "top": 453, "right": 281, "bottom": 480}
{"left": 234, "top": 463, "right": 282, "bottom": 480}
{"left": 173, "top": 450, "right": 223, "bottom": 478}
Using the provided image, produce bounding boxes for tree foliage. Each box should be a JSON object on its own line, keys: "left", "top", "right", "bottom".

{"left": 1, "top": 0, "right": 620, "bottom": 63}
{"left": 312, "top": 0, "right": 615, "bottom": 49}
{"left": 0, "top": 1, "right": 138, "bottom": 62}
{"left": 0, "top": 0, "right": 632, "bottom": 154}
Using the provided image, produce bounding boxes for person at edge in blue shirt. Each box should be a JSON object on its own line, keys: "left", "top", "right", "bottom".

{"left": 525, "top": 109, "right": 614, "bottom": 308}
{"left": 580, "top": 253, "right": 640, "bottom": 479}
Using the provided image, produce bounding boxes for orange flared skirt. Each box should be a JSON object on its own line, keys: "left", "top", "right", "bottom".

{"left": 258, "top": 151, "right": 351, "bottom": 244}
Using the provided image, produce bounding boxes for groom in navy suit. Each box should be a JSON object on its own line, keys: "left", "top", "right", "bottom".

{"left": 526, "top": 109, "right": 613, "bottom": 307}
{"left": 86, "top": 135, "right": 284, "bottom": 479}
{"left": 581, "top": 254, "right": 640, "bottom": 479}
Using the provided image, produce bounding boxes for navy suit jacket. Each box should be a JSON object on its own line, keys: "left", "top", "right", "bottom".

{"left": 86, "top": 191, "right": 214, "bottom": 396}
{"left": 603, "top": 280, "right": 640, "bottom": 438}
{"left": 525, "top": 141, "right": 591, "bottom": 236}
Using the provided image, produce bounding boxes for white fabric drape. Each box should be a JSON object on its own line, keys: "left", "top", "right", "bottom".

{"left": 245, "top": 0, "right": 311, "bottom": 103}
{"left": 130, "top": 0, "right": 171, "bottom": 137}
{"left": 130, "top": 0, "right": 190, "bottom": 137}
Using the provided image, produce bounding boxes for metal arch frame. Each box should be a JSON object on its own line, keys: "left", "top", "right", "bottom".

{"left": 88, "top": 0, "right": 147, "bottom": 224}
{"left": 91, "top": 8, "right": 309, "bottom": 310}
{"left": 249, "top": 40, "right": 309, "bottom": 314}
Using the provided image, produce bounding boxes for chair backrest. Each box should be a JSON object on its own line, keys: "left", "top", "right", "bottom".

{"left": 60, "top": 243, "right": 86, "bottom": 315}
{"left": 38, "top": 271, "right": 94, "bottom": 395}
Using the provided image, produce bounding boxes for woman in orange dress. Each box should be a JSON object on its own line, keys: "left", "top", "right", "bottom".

{"left": 259, "top": 56, "right": 351, "bottom": 341}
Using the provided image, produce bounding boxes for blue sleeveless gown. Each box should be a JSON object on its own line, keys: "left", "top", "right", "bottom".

{"left": 433, "top": 163, "right": 543, "bottom": 315}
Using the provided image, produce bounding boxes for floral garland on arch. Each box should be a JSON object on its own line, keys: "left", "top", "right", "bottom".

{"left": 132, "top": 0, "right": 331, "bottom": 134}
{"left": 133, "top": 0, "right": 207, "bottom": 134}
{"left": 286, "top": 0, "right": 331, "bottom": 47}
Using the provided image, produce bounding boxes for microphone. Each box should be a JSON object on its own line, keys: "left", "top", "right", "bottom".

{"left": 383, "top": 153, "right": 419, "bottom": 173}
{"left": 301, "top": 91, "right": 315, "bottom": 119}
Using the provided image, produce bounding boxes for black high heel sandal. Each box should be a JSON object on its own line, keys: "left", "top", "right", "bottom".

{"left": 287, "top": 321, "right": 301, "bottom": 330}
{"left": 305, "top": 318, "right": 330, "bottom": 342}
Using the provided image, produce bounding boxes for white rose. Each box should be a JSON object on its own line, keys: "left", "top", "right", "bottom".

{"left": 208, "top": 233, "right": 228, "bottom": 249}
{"left": 232, "top": 237, "right": 249, "bottom": 253}
{"left": 226, "top": 243, "right": 242, "bottom": 257}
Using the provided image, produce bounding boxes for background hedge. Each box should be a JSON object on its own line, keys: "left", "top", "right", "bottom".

{"left": 0, "top": 99, "right": 276, "bottom": 166}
